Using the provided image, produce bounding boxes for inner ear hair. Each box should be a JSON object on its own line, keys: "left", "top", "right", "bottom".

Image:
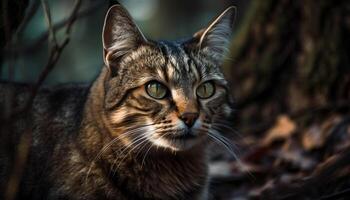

{"left": 102, "top": 5, "right": 147, "bottom": 69}
{"left": 195, "top": 6, "right": 237, "bottom": 60}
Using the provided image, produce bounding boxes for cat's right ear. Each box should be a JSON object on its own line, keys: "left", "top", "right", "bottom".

{"left": 102, "top": 5, "right": 147, "bottom": 68}
{"left": 189, "top": 6, "right": 236, "bottom": 64}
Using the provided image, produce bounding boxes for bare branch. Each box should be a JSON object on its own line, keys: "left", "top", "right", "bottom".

{"left": 1, "top": 0, "right": 83, "bottom": 123}
{"left": 28, "top": 0, "right": 82, "bottom": 106}
{"left": 14, "top": 1, "right": 40, "bottom": 38}
{"left": 41, "top": 0, "right": 58, "bottom": 47}
{"left": 3, "top": 1, "right": 83, "bottom": 199}
{"left": 3, "top": 1, "right": 105, "bottom": 56}
{"left": 65, "top": 0, "right": 83, "bottom": 35}
{"left": 1, "top": 0, "right": 39, "bottom": 121}
{"left": 34, "top": 0, "right": 82, "bottom": 90}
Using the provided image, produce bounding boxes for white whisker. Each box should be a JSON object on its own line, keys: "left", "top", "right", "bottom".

{"left": 112, "top": 133, "right": 151, "bottom": 173}
{"left": 207, "top": 129, "right": 255, "bottom": 179}
{"left": 85, "top": 124, "right": 153, "bottom": 184}
{"left": 212, "top": 122, "right": 241, "bottom": 138}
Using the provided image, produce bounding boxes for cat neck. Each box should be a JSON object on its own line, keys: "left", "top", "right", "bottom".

{"left": 108, "top": 145, "right": 209, "bottom": 199}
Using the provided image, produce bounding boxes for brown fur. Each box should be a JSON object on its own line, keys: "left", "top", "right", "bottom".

{"left": 0, "top": 4, "right": 236, "bottom": 200}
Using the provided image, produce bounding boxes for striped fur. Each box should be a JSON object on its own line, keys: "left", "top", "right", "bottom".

{"left": 0, "top": 4, "right": 236, "bottom": 200}
{"left": 91, "top": 5, "right": 236, "bottom": 199}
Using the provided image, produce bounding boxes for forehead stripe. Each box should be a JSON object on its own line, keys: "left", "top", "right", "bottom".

{"left": 158, "top": 44, "right": 170, "bottom": 82}
{"left": 176, "top": 44, "right": 190, "bottom": 72}
{"left": 190, "top": 61, "right": 200, "bottom": 81}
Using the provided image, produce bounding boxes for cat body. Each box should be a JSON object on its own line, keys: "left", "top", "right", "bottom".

{"left": 0, "top": 71, "right": 208, "bottom": 200}
{"left": 0, "top": 4, "right": 236, "bottom": 200}
{"left": 0, "top": 83, "right": 89, "bottom": 199}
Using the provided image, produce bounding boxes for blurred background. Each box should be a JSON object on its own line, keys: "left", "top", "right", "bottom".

{"left": 1, "top": 0, "right": 249, "bottom": 84}
{"left": 1, "top": 0, "right": 350, "bottom": 199}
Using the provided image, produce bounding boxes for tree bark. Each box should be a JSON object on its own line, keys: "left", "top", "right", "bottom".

{"left": 225, "top": 0, "right": 350, "bottom": 132}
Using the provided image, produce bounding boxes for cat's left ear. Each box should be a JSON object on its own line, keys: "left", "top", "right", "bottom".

{"left": 191, "top": 6, "right": 236, "bottom": 62}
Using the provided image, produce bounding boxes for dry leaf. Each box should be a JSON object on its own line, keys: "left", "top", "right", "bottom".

{"left": 302, "top": 115, "right": 342, "bottom": 151}
{"left": 302, "top": 125, "right": 323, "bottom": 150}
{"left": 263, "top": 115, "right": 297, "bottom": 145}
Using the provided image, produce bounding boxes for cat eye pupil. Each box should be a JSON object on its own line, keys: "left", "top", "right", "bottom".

{"left": 196, "top": 82, "right": 215, "bottom": 99}
{"left": 146, "top": 81, "right": 167, "bottom": 99}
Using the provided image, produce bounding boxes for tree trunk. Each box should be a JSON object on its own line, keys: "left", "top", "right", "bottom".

{"left": 225, "top": 0, "right": 350, "bottom": 133}
{"left": 210, "top": 1, "right": 350, "bottom": 198}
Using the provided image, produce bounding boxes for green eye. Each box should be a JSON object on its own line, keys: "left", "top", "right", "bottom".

{"left": 196, "top": 81, "right": 215, "bottom": 99}
{"left": 146, "top": 81, "right": 168, "bottom": 99}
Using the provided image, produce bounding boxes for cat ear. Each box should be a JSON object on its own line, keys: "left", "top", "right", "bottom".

{"left": 102, "top": 5, "right": 147, "bottom": 67}
{"left": 193, "top": 6, "right": 236, "bottom": 61}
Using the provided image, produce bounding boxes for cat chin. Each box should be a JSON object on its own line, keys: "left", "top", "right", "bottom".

{"left": 149, "top": 136, "right": 200, "bottom": 152}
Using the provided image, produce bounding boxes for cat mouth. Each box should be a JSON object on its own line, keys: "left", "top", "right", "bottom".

{"left": 172, "top": 133, "right": 196, "bottom": 140}
{"left": 164, "top": 129, "right": 198, "bottom": 141}
{"left": 151, "top": 129, "right": 203, "bottom": 151}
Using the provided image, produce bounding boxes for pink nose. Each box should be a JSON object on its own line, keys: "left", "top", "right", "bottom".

{"left": 180, "top": 113, "right": 199, "bottom": 128}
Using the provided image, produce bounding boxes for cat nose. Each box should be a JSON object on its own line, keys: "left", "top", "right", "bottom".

{"left": 180, "top": 113, "right": 199, "bottom": 128}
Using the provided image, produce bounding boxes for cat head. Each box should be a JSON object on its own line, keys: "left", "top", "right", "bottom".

{"left": 101, "top": 5, "right": 236, "bottom": 151}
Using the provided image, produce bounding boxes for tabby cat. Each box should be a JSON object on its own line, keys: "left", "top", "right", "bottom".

{"left": 0, "top": 4, "right": 236, "bottom": 200}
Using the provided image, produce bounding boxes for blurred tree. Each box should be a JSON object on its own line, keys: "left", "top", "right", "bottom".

{"left": 1, "top": 0, "right": 29, "bottom": 48}
{"left": 226, "top": 0, "right": 350, "bottom": 132}
{"left": 1, "top": 0, "right": 29, "bottom": 76}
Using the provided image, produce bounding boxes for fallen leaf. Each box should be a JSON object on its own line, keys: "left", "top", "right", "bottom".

{"left": 263, "top": 115, "right": 297, "bottom": 145}
{"left": 302, "top": 116, "right": 341, "bottom": 151}
{"left": 302, "top": 124, "right": 323, "bottom": 150}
